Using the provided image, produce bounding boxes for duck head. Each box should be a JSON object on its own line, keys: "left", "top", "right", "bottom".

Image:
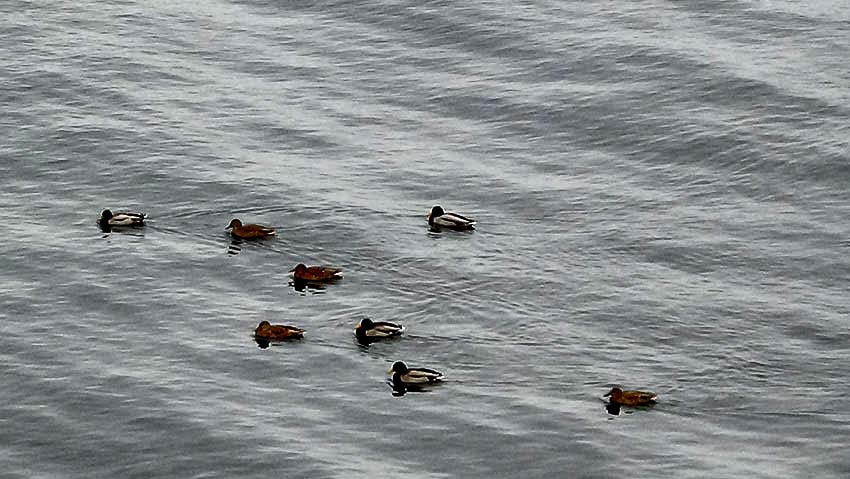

{"left": 604, "top": 387, "right": 623, "bottom": 399}
{"left": 226, "top": 219, "right": 242, "bottom": 230}
{"left": 428, "top": 205, "right": 445, "bottom": 221}
{"left": 356, "top": 318, "right": 374, "bottom": 330}
{"left": 390, "top": 361, "right": 409, "bottom": 374}
{"left": 255, "top": 320, "right": 271, "bottom": 333}
{"left": 289, "top": 263, "right": 307, "bottom": 274}
{"left": 100, "top": 209, "right": 114, "bottom": 221}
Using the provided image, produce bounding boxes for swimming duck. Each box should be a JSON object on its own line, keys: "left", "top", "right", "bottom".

{"left": 289, "top": 263, "right": 343, "bottom": 282}
{"left": 99, "top": 209, "right": 145, "bottom": 228}
{"left": 254, "top": 320, "right": 304, "bottom": 341}
{"left": 428, "top": 205, "right": 475, "bottom": 230}
{"left": 355, "top": 318, "right": 404, "bottom": 343}
{"left": 604, "top": 387, "right": 657, "bottom": 406}
{"left": 226, "top": 219, "right": 276, "bottom": 239}
{"left": 388, "top": 361, "right": 444, "bottom": 386}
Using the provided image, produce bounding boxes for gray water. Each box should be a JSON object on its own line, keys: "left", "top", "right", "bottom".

{"left": 2, "top": 1, "right": 849, "bottom": 477}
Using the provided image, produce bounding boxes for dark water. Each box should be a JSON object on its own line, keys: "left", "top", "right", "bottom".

{"left": 2, "top": 1, "right": 849, "bottom": 477}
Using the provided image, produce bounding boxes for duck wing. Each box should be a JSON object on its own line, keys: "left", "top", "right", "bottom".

{"left": 365, "top": 322, "right": 404, "bottom": 337}
{"left": 636, "top": 391, "right": 657, "bottom": 403}
{"left": 623, "top": 390, "right": 657, "bottom": 405}
{"left": 402, "top": 368, "right": 444, "bottom": 383}
{"left": 433, "top": 213, "right": 475, "bottom": 229}
{"left": 305, "top": 267, "right": 342, "bottom": 280}
{"left": 244, "top": 225, "right": 277, "bottom": 236}
{"left": 109, "top": 212, "right": 146, "bottom": 226}
{"left": 263, "top": 325, "right": 304, "bottom": 339}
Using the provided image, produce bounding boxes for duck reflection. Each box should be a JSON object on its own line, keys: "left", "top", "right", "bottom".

{"left": 99, "top": 225, "right": 146, "bottom": 237}
{"left": 605, "top": 403, "right": 622, "bottom": 416}
{"left": 227, "top": 238, "right": 243, "bottom": 255}
{"left": 389, "top": 378, "right": 409, "bottom": 397}
{"left": 387, "top": 377, "right": 436, "bottom": 397}
{"left": 288, "top": 278, "right": 329, "bottom": 294}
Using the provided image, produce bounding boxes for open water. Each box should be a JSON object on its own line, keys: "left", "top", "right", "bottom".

{"left": 1, "top": 1, "right": 849, "bottom": 477}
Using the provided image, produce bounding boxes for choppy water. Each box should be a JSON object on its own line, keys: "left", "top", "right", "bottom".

{"left": 2, "top": 1, "right": 849, "bottom": 477}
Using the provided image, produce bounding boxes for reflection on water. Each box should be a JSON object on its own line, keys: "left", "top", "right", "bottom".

{"left": 288, "top": 279, "right": 331, "bottom": 295}
{"left": 427, "top": 227, "right": 477, "bottom": 236}
{"left": 253, "top": 335, "right": 304, "bottom": 349}
{"left": 227, "top": 238, "right": 243, "bottom": 256}
{"left": 386, "top": 375, "right": 442, "bottom": 397}
{"left": 99, "top": 228, "right": 145, "bottom": 238}
{"left": 604, "top": 402, "right": 657, "bottom": 416}
{"left": 388, "top": 377, "right": 414, "bottom": 397}
{"left": 98, "top": 223, "right": 146, "bottom": 236}
{"left": 356, "top": 335, "right": 382, "bottom": 346}
{"left": 389, "top": 381, "right": 407, "bottom": 397}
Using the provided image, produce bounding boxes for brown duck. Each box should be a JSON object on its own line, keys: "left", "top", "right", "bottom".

{"left": 604, "top": 387, "right": 657, "bottom": 406}
{"left": 254, "top": 320, "right": 304, "bottom": 341}
{"left": 226, "top": 219, "right": 276, "bottom": 239}
{"left": 289, "top": 263, "right": 343, "bottom": 282}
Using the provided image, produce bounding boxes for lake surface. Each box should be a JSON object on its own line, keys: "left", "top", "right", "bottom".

{"left": 2, "top": 1, "right": 849, "bottom": 477}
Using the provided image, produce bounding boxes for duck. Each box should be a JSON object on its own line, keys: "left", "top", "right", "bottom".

{"left": 604, "top": 387, "right": 657, "bottom": 406}
{"left": 428, "top": 205, "right": 475, "bottom": 230}
{"left": 99, "top": 209, "right": 145, "bottom": 228}
{"left": 388, "top": 361, "right": 444, "bottom": 386}
{"left": 355, "top": 318, "right": 404, "bottom": 343}
{"left": 226, "top": 219, "right": 276, "bottom": 239}
{"left": 289, "top": 263, "right": 343, "bottom": 282}
{"left": 254, "top": 320, "right": 304, "bottom": 341}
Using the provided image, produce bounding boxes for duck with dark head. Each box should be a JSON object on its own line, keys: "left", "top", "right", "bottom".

{"left": 387, "top": 360, "right": 444, "bottom": 395}
{"left": 99, "top": 209, "right": 145, "bottom": 231}
{"left": 427, "top": 205, "right": 476, "bottom": 231}
{"left": 355, "top": 318, "right": 404, "bottom": 344}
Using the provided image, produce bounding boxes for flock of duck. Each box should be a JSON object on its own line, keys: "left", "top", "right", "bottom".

{"left": 99, "top": 206, "right": 657, "bottom": 406}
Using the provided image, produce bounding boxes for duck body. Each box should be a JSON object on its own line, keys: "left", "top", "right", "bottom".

{"left": 99, "top": 209, "right": 145, "bottom": 228}
{"left": 389, "top": 361, "right": 444, "bottom": 386}
{"left": 604, "top": 387, "right": 657, "bottom": 406}
{"left": 254, "top": 320, "right": 304, "bottom": 341}
{"left": 226, "top": 219, "right": 276, "bottom": 239}
{"left": 356, "top": 318, "right": 404, "bottom": 343}
{"left": 428, "top": 205, "right": 475, "bottom": 231}
{"left": 290, "top": 263, "right": 343, "bottom": 282}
